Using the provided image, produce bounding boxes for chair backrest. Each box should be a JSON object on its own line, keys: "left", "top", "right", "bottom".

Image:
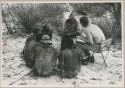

{"left": 100, "top": 38, "right": 112, "bottom": 51}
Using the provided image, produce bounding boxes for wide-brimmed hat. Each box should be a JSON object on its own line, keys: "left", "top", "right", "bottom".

{"left": 40, "top": 35, "right": 52, "bottom": 44}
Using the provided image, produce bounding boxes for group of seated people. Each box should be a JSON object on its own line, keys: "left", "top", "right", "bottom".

{"left": 22, "top": 11, "right": 106, "bottom": 78}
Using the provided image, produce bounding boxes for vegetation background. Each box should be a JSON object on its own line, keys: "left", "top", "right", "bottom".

{"left": 1, "top": 3, "right": 121, "bottom": 40}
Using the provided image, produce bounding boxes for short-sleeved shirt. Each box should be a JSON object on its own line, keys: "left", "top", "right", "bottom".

{"left": 87, "top": 24, "right": 106, "bottom": 43}
{"left": 77, "top": 24, "right": 106, "bottom": 44}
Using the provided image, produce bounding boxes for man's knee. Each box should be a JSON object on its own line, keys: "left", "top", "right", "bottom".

{"left": 75, "top": 41, "right": 93, "bottom": 50}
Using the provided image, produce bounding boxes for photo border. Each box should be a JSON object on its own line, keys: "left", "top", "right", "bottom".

{"left": 0, "top": 0, "right": 124, "bottom": 87}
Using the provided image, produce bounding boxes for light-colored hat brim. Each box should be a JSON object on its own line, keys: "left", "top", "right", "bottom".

{"left": 40, "top": 40, "right": 52, "bottom": 44}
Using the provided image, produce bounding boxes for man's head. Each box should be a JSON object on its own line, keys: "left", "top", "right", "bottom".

{"left": 32, "top": 28, "right": 41, "bottom": 36}
{"left": 32, "top": 23, "right": 42, "bottom": 36}
{"left": 79, "top": 16, "right": 89, "bottom": 27}
{"left": 42, "top": 24, "right": 50, "bottom": 32}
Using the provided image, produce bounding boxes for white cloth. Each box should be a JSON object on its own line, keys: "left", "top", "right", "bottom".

{"left": 77, "top": 24, "right": 106, "bottom": 44}
{"left": 87, "top": 24, "right": 106, "bottom": 43}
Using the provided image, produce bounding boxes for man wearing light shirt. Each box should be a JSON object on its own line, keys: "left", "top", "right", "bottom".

{"left": 75, "top": 16, "right": 106, "bottom": 65}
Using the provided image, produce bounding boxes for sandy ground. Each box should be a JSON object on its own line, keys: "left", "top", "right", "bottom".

{"left": 1, "top": 33, "right": 123, "bottom": 87}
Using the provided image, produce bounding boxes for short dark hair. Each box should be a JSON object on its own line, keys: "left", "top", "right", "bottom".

{"left": 32, "top": 27, "right": 41, "bottom": 34}
{"left": 32, "top": 23, "right": 42, "bottom": 34}
{"left": 80, "top": 16, "right": 89, "bottom": 27}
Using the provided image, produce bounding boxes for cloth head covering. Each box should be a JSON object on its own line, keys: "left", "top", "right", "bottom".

{"left": 40, "top": 35, "right": 52, "bottom": 44}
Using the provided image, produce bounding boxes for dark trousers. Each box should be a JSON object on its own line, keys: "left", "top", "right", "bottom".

{"left": 75, "top": 41, "right": 93, "bottom": 57}
{"left": 60, "top": 35, "right": 74, "bottom": 51}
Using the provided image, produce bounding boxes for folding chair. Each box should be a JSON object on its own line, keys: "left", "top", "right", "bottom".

{"left": 91, "top": 38, "right": 112, "bottom": 67}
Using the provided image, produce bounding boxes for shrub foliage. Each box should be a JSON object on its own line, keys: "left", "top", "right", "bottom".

{"left": 2, "top": 3, "right": 69, "bottom": 34}
{"left": 2, "top": 3, "right": 121, "bottom": 39}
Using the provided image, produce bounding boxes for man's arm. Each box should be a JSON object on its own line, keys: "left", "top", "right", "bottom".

{"left": 80, "top": 28, "right": 94, "bottom": 45}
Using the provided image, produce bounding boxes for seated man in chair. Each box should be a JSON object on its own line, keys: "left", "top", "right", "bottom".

{"left": 75, "top": 16, "right": 106, "bottom": 65}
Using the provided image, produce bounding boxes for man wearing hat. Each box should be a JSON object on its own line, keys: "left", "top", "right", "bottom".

{"left": 33, "top": 35, "right": 58, "bottom": 76}
{"left": 41, "top": 24, "right": 52, "bottom": 40}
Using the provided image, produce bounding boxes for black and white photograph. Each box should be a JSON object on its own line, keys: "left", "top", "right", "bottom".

{"left": 1, "top": 1, "right": 124, "bottom": 87}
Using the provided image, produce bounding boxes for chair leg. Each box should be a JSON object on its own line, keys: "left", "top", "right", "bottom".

{"left": 101, "top": 52, "right": 107, "bottom": 67}
{"left": 104, "top": 46, "right": 111, "bottom": 62}
{"left": 101, "top": 45, "right": 111, "bottom": 67}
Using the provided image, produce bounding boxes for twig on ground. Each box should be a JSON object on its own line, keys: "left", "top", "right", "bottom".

{"left": 9, "top": 70, "right": 33, "bottom": 85}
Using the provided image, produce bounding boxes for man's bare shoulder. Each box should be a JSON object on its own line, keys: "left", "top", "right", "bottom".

{"left": 88, "top": 24, "right": 100, "bottom": 29}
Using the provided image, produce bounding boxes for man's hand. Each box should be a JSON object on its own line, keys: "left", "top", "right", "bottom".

{"left": 68, "top": 32, "right": 81, "bottom": 38}
{"left": 76, "top": 36, "right": 87, "bottom": 43}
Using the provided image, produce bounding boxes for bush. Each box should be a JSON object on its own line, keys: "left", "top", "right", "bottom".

{"left": 2, "top": 3, "right": 69, "bottom": 34}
